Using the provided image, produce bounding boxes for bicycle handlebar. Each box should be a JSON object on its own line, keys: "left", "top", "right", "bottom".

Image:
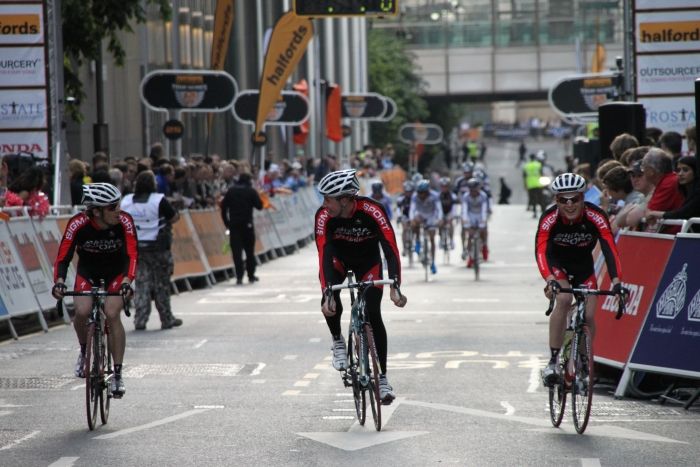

{"left": 545, "top": 286, "right": 628, "bottom": 320}
{"left": 328, "top": 278, "right": 397, "bottom": 292}
{"left": 57, "top": 289, "right": 132, "bottom": 317}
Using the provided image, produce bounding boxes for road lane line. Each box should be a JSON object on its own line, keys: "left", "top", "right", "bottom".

{"left": 283, "top": 390, "right": 301, "bottom": 396}
{"left": 193, "top": 339, "right": 207, "bottom": 349}
{"left": 175, "top": 310, "right": 543, "bottom": 316}
{"left": 283, "top": 355, "right": 298, "bottom": 360}
{"left": 71, "top": 384, "right": 85, "bottom": 391}
{"left": 93, "top": 409, "right": 212, "bottom": 440}
{"left": 251, "top": 363, "right": 266, "bottom": 376}
{"left": 48, "top": 457, "right": 79, "bottom": 467}
{"left": 500, "top": 401, "right": 515, "bottom": 415}
{"left": 0, "top": 411, "right": 12, "bottom": 417}
{"left": 0, "top": 430, "right": 40, "bottom": 451}
{"left": 309, "top": 337, "right": 321, "bottom": 343}
{"left": 294, "top": 381, "right": 310, "bottom": 387}
{"left": 527, "top": 355, "right": 541, "bottom": 393}
{"left": 581, "top": 459, "right": 601, "bottom": 467}
{"left": 303, "top": 373, "right": 319, "bottom": 379}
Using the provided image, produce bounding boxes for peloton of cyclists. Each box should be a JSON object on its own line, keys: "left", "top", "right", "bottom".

{"left": 409, "top": 179, "right": 442, "bottom": 274}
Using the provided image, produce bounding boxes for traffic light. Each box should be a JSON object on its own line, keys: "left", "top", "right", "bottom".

{"left": 293, "top": 0, "right": 398, "bottom": 17}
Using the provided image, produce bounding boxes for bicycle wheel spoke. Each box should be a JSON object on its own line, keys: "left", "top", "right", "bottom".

{"left": 347, "top": 330, "right": 365, "bottom": 425}
{"left": 85, "top": 324, "right": 98, "bottom": 431}
{"left": 548, "top": 360, "right": 567, "bottom": 427}
{"left": 363, "top": 324, "right": 382, "bottom": 431}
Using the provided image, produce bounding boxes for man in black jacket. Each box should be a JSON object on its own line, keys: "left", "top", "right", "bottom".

{"left": 220, "top": 172, "right": 263, "bottom": 284}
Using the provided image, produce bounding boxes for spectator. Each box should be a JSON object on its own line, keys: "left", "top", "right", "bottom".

{"left": 602, "top": 166, "right": 642, "bottom": 218}
{"left": 149, "top": 142, "right": 164, "bottom": 165}
{"left": 498, "top": 177, "right": 512, "bottom": 205}
{"left": 523, "top": 154, "right": 544, "bottom": 217}
{"left": 616, "top": 160, "right": 654, "bottom": 231}
{"left": 647, "top": 155, "right": 700, "bottom": 230}
{"left": 517, "top": 141, "right": 527, "bottom": 167}
{"left": 68, "top": 159, "right": 87, "bottom": 206}
{"left": 109, "top": 167, "right": 124, "bottom": 193}
{"left": 574, "top": 163, "right": 601, "bottom": 207}
{"left": 645, "top": 127, "right": 663, "bottom": 146}
{"left": 609, "top": 133, "right": 639, "bottom": 161}
{"left": 120, "top": 170, "right": 182, "bottom": 330}
{"left": 92, "top": 151, "right": 109, "bottom": 173}
{"left": 4, "top": 167, "right": 50, "bottom": 217}
{"left": 283, "top": 162, "right": 307, "bottom": 192}
{"left": 156, "top": 164, "right": 174, "bottom": 196}
{"left": 620, "top": 146, "right": 651, "bottom": 167}
{"left": 369, "top": 181, "right": 393, "bottom": 220}
{"left": 659, "top": 131, "right": 683, "bottom": 168}
{"left": 641, "top": 148, "right": 685, "bottom": 233}
{"left": 595, "top": 159, "right": 623, "bottom": 212}
{"left": 314, "top": 154, "right": 337, "bottom": 184}
{"left": 220, "top": 172, "right": 263, "bottom": 285}
{"left": 685, "top": 125, "right": 696, "bottom": 156}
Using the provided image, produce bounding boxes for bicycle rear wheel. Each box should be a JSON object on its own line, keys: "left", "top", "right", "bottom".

{"left": 363, "top": 324, "right": 382, "bottom": 431}
{"left": 99, "top": 323, "right": 111, "bottom": 425}
{"left": 548, "top": 361, "right": 567, "bottom": 427}
{"left": 472, "top": 235, "right": 480, "bottom": 281}
{"left": 347, "top": 330, "right": 365, "bottom": 425}
{"left": 572, "top": 326, "right": 594, "bottom": 434}
{"left": 85, "top": 323, "right": 99, "bottom": 430}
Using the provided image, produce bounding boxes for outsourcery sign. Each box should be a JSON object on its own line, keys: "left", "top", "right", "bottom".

{"left": 636, "top": 54, "right": 700, "bottom": 96}
{"left": 0, "top": 47, "right": 45, "bottom": 86}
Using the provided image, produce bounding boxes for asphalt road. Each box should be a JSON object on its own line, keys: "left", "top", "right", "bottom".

{"left": 1, "top": 140, "right": 698, "bottom": 467}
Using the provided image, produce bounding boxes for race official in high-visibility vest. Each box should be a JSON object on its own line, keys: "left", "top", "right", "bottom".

{"left": 523, "top": 154, "right": 544, "bottom": 218}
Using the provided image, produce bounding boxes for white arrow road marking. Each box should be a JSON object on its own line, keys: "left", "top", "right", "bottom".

{"left": 500, "top": 401, "right": 515, "bottom": 415}
{"left": 0, "top": 430, "right": 40, "bottom": 451}
{"left": 298, "top": 398, "right": 428, "bottom": 451}
{"left": 48, "top": 457, "right": 80, "bottom": 467}
{"left": 93, "top": 407, "right": 220, "bottom": 440}
{"left": 402, "top": 400, "right": 686, "bottom": 444}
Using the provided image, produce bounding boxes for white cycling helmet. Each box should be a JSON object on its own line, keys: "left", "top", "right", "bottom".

{"left": 82, "top": 183, "right": 122, "bottom": 207}
{"left": 550, "top": 173, "right": 586, "bottom": 194}
{"left": 318, "top": 169, "right": 360, "bottom": 197}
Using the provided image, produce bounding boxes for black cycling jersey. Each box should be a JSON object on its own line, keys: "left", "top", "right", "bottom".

{"left": 439, "top": 190, "right": 457, "bottom": 216}
{"left": 54, "top": 212, "right": 139, "bottom": 283}
{"left": 396, "top": 193, "right": 412, "bottom": 218}
{"left": 535, "top": 202, "right": 621, "bottom": 280}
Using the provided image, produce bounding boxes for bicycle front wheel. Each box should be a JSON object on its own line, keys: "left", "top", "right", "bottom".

{"left": 363, "top": 324, "right": 382, "bottom": 431}
{"left": 347, "top": 330, "right": 365, "bottom": 425}
{"left": 548, "top": 364, "right": 566, "bottom": 427}
{"left": 572, "top": 326, "right": 594, "bottom": 434}
{"left": 85, "top": 323, "right": 99, "bottom": 430}
{"left": 99, "top": 323, "right": 111, "bottom": 425}
{"left": 472, "top": 235, "right": 480, "bottom": 281}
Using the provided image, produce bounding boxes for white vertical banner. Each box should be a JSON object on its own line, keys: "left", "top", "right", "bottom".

{"left": 7, "top": 216, "right": 55, "bottom": 310}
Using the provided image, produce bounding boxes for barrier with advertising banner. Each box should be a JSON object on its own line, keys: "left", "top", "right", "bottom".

{"left": 615, "top": 234, "right": 700, "bottom": 396}
{"left": 0, "top": 220, "right": 42, "bottom": 317}
{"left": 594, "top": 232, "right": 675, "bottom": 368}
{"left": 6, "top": 216, "right": 55, "bottom": 311}
{"left": 171, "top": 211, "right": 211, "bottom": 281}
{"left": 188, "top": 209, "right": 233, "bottom": 272}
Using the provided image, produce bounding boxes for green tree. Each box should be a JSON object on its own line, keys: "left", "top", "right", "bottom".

{"left": 367, "top": 28, "right": 428, "bottom": 152}
{"left": 62, "top": 0, "right": 170, "bottom": 122}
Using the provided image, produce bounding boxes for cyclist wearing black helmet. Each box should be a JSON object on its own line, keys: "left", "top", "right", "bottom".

{"left": 370, "top": 181, "right": 393, "bottom": 221}
{"left": 52, "top": 183, "right": 137, "bottom": 398}
{"left": 536, "top": 173, "right": 623, "bottom": 386}
{"left": 315, "top": 169, "right": 407, "bottom": 405}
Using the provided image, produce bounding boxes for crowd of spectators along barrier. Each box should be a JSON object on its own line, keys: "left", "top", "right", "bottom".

{"left": 591, "top": 218, "right": 700, "bottom": 407}
{"left": 0, "top": 186, "right": 321, "bottom": 340}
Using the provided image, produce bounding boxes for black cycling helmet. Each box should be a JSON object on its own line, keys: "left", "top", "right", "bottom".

{"left": 371, "top": 181, "right": 384, "bottom": 193}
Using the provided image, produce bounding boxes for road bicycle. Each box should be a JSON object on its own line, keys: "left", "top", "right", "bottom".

{"left": 401, "top": 219, "right": 414, "bottom": 268}
{"left": 438, "top": 219, "right": 452, "bottom": 265}
{"left": 416, "top": 223, "right": 432, "bottom": 282}
{"left": 545, "top": 284, "right": 627, "bottom": 434}
{"left": 464, "top": 226, "right": 481, "bottom": 281}
{"left": 58, "top": 282, "right": 130, "bottom": 430}
{"left": 328, "top": 273, "right": 401, "bottom": 432}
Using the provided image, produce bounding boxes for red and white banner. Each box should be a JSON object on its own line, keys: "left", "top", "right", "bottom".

{"left": 0, "top": 219, "right": 41, "bottom": 316}
{"left": 0, "top": 130, "right": 48, "bottom": 159}
{"left": 594, "top": 232, "right": 675, "bottom": 367}
{"left": 7, "top": 216, "right": 54, "bottom": 310}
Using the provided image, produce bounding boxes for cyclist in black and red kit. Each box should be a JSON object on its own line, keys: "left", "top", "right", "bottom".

{"left": 52, "top": 183, "right": 137, "bottom": 398}
{"left": 535, "top": 173, "right": 623, "bottom": 386}
{"left": 315, "top": 169, "right": 408, "bottom": 404}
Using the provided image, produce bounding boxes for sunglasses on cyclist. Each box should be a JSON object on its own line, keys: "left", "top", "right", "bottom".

{"left": 556, "top": 194, "right": 583, "bottom": 205}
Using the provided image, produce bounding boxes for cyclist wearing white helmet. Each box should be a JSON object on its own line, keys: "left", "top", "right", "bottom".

{"left": 438, "top": 177, "right": 457, "bottom": 250}
{"left": 409, "top": 179, "right": 442, "bottom": 274}
{"left": 52, "top": 183, "right": 136, "bottom": 398}
{"left": 536, "top": 173, "right": 623, "bottom": 387}
{"left": 315, "top": 169, "right": 407, "bottom": 404}
{"left": 461, "top": 177, "right": 490, "bottom": 267}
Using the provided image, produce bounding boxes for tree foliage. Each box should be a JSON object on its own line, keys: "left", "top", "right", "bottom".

{"left": 62, "top": 0, "right": 171, "bottom": 122}
{"left": 367, "top": 28, "right": 428, "bottom": 150}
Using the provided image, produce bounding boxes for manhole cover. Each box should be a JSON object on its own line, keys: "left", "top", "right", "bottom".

{"left": 0, "top": 377, "right": 72, "bottom": 390}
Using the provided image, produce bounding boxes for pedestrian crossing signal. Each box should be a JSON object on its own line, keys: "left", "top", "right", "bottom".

{"left": 293, "top": 0, "right": 398, "bottom": 17}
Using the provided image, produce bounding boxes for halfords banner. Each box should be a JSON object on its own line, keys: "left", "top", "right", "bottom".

{"left": 635, "top": 11, "right": 700, "bottom": 53}
{"left": 593, "top": 233, "right": 674, "bottom": 367}
{"left": 0, "top": 3, "right": 44, "bottom": 45}
{"left": 627, "top": 236, "right": 700, "bottom": 378}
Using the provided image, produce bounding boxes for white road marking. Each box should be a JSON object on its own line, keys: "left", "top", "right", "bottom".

{"left": 252, "top": 379, "right": 266, "bottom": 384}
{"left": 445, "top": 359, "right": 509, "bottom": 369}
{"left": 0, "top": 430, "right": 40, "bottom": 451}
{"left": 500, "top": 401, "right": 515, "bottom": 416}
{"left": 581, "top": 459, "right": 601, "bottom": 467}
{"left": 93, "top": 408, "right": 217, "bottom": 440}
{"left": 452, "top": 298, "right": 501, "bottom": 302}
{"left": 303, "top": 373, "right": 319, "bottom": 379}
{"left": 282, "top": 390, "right": 300, "bottom": 396}
{"left": 193, "top": 339, "right": 207, "bottom": 349}
{"left": 250, "top": 363, "right": 266, "bottom": 376}
{"left": 293, "top": 381, "right": 310, "bottom": 387}
{"left": 527, "top": 355, "right": 542, "bottom": 393}
{"left": 314, "top": 364, "right": 330, "bottom": 370}
{"left": 175, "top": 310, "right": 543, "bottom": 316}
{"left": 308, "top": 337, "right": 321, "bottom": 343}
{"left": 322, "top": 416, "right": 354, "bottom": 420}
{"left": 283, "top": 355, "right": 298, "bottom": 360}
{"left": 0, "top": 411, "right": 12, "bottom": 417}
{"left": 402, "top": 400, "right": 687, "bottom": 443}
{"left": 194, "top": 405, "right": 225, "bottom": 409}
{"left": 48, "top": 457, "right": 80, "bottom": 467}
{"left": 332, "top": 408, "right": 356, "bottom": 412}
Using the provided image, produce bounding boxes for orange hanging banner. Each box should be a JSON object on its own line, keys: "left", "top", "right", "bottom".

{"left": 325, "top": 83, "right": 342, "bottom": 142}
{"left": 254, "top": 11, "right": 313, "bottom": 143}
{"left": 210, "top": 0, "right": 235, "bottom": 70}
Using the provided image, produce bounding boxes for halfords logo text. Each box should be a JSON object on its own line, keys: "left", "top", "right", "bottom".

{"left": 640, "top": 21, "right": 700, "bottom": 43}
{"left": 265, "top": 24, "right": 310, "bottom": 86}
{"left": 0, "top": 15, "right": 40, "bottom": 35}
